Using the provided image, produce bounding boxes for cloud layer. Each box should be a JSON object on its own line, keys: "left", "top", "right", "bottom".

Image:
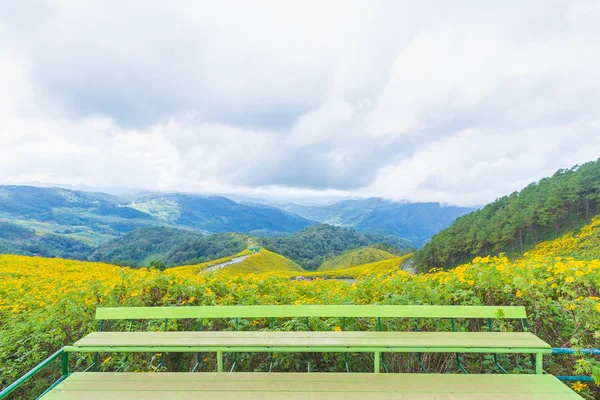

{"left": 1, "top": 0, "right": 599, "bottom": 205}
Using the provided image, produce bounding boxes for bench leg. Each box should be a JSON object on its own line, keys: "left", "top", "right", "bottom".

{"left": 217, "top": 351, "right": 223, "bottom": 373}
{"left": 536, "top": 353, "right": 543, "bottom": 374}
{"left": 61, "top": 352, "right": 69, "bottom": 377}
{"left": 374, "top": 352, "right": 380, "bottom": 374}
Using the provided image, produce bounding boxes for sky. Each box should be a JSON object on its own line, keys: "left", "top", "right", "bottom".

{"left": 0, "top": 0, "right": 599, "bottom": 206}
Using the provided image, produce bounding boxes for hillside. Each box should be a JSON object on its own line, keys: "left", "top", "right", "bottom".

{"left": 0, "top": 221, "right": 93, "bottom": 259}
{"left": 3, "top": 219, "right": 598, "bottom": 395}
{"left": 165, "top": 251, "right": 252, "bottom": 276}
{"left": 415, "top": 159, "right": 600, "bottom": 271}
{"left": 167, "top": 249, "right": 303, "bottom": 276}
{"left": 89, "top": 226, "right": 247, "bottom": 267}
{"left": 0, "top": 186, "right": 317, "bottom": 250}
{"left": 0, "top": 185, "right": 158, "bottom": 243}
{"left": 129, "top": 193, "right": 316, "bottom": 235}
{"left": 282, "top": 198, "right": 474, "bottom": 247}
{"left": 215, "top": 249, "right": 304, "bottom": 275}
{"left": 259, "top": 224, "right": 413, "bottom": 270}
{"left": 317, "top": 247, "right": 397, "bottom": 271}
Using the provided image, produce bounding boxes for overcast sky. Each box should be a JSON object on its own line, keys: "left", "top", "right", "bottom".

{"left": 1, "top": 0, "right": 599, "bottom": 206}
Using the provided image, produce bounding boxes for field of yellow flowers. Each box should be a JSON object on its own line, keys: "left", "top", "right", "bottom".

{"left": 1, "top": 219, "right": 599, "bottom": 397}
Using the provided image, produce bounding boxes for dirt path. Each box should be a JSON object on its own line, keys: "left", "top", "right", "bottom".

{"left": 203, "top": 255, "right": 250, "bottom": 272}
{"left": 401, "top": 257, "right": 414, "bottom": 273}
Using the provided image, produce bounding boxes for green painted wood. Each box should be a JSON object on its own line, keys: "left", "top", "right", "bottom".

{"left": 95, "top": 305, "right": 527, "bottom": 320}
{"left": 75, "top": 331, "right": 540, "bottom": 339}
{"left": 72, "top": 331, "right": 551, "bottom": 350}
{"left": 62, "top": 372, "right": 568, "bottom": 383}
{"left": 42, "top": 373, "right": 583, "bottom": 400}
{"left": 65, "top": 346, "right": 551, "bottom": 355}
{"left": 41, "top": 392, "right": 583, "bottom": 400}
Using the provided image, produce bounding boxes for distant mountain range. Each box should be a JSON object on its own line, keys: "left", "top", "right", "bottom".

{"left": 0, "top": 185, "right": 473, "bottom": 245}
{"left": 0, "top": 186, "right": 315, "bottom": 244}
{"left": 0, "top": 185, "right": 474, "bottom": 265}
{"left": 280, "top": 198, "right": 475, "bottom": 247}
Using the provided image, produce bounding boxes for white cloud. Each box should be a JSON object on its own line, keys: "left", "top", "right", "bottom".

{"left": 0, "top": 0, "right": 599, "bottom": 206}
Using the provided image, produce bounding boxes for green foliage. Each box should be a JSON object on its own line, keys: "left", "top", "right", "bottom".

{"left": 135, "top": 193, "right": 315, "bottom": 235}
{"left": 90, "top": 226, "right": 247, "bottom": 267}
{"left": 415, "top": 158, "right": 600, "bottom": 271}
{"left": 304, "top": 253, "right": 413, "bottom": 279}
{"left": 215, "top": 249, "right": 304, "bottom": 274}
{"left": 284, "top": 198, "right": 473, "bottom": 247}
{"left": 318, "top": 247, "right": 397, "bottom": 271}
{"left": 0, "top": 221, "right": 94, "bottom": 259}
{"left": 260, "top": 224, "right": 412, "bottom": 270}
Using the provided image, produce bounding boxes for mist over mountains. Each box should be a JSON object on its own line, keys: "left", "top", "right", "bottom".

{"left": 0, "top": 185, "right": 473, "bottom": 265}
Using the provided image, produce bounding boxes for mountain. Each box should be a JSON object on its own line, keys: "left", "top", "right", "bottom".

{"left": 317, "top": 247, "right": 397, "bottom": 271}
{"left": 215, "top": 249, "right": 304, "bottom": 275}
{"left": 128, "top": 193, "right": 315, "bottom": 235}
{"left": 0, "top": 221, "right": 94, "bottom": 259}
{"left": 0, "top": 186, "right": 316, "bottom": 245}
{"left": 259, "top": 224, "right": 413, "bottom": 270}
{"left": 415, "top": 158, "right": 600, "bottom": 271}
{"left": 0, "top": 185, "right": 158, "bottom": 243}
{"left": 89, "top": 226, "right": 247, "bottom": 267}
{"left": 281, "top": 198, "right": 474, "bottom": 247}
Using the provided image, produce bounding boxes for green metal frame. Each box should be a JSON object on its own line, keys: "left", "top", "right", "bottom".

{"left": 62, "top": 346, "right": 548, "bottom": 375}
{"left": 0, "top": 348, "right": 69, "bottom": 400}
{"left": 2, "top": 305, "right": 546, "bottom": 398}
{"left": 90, "top": 305, "right": 531, "bottom": 374}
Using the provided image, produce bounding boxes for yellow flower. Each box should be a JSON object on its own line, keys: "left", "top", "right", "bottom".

{"left": 565, "top": 276, "right": 575, "bottom": 283}
{"left": 333, "top": 326, "right": 342, "bottom": 332}
{"left": 571, "top": 381, "right": 587, "bottom": 392}
{"left": 188, "top": 296, "right": 195, "bottom": 303}
{"left": 467, "top": 280, "right": 474, "bottom": 285}
{"left": 102, "top": 357, "right": 112, "bottom": 364}
{"left": 575, "top": 270, "right": 584, "bottom": 277}
{"left": 596, "top": 303, "right": 600, "bottom": 312}
{"left": 565, "top": 304, "right": 576, "bottom": 311}
{"left": 515, "top": 290, "right": 523, "bottom": 298}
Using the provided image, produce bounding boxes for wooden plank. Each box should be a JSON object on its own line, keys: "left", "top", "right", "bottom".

{"left": 61, "top": 372, "right": 568, "bottom": 384}
{"left": 42, "top": 391, "right": 582, "bottom": 400}
{"left": 42, "top": 373, "right": 582, "bottom": 400}
{"left": 66, "top": 345, "right": 551, "bottom": 354}
{"left": 73, "top": 331, "right": 551, "bottom": 349}
{"left": 80, "top": 331, "right": 539, "bottom": 339}
{"left": 55, "top": 379, "right": 576, "bottom": 393}
{"left": 95, "top": 305, "right": 528, "bottom": 320}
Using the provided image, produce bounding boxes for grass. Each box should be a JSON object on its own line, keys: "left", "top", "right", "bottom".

{"left": 218, "top": 249, "right": 304, "bottom": 274}
{"left": 317, "top": 247, "right": 397, "bottom": 271}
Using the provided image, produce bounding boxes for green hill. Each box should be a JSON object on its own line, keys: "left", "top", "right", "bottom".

{"left": 90, "top": 226, "right": 247, "bottom": 267}
{"left": 282, "top": 198, "right": 474, "bottom": 247}
{"left": 0, "top": 221, "right": 93, "bottom": 259}
{"left": 220, "top": 249, "right": 304, "bottom": 274}
{"left": 317, "top": 247, "right": 397, "bottom": 271}
{"left": 260, "top": 224, "right": 413, "bottom": 271}
{"left": 0, "top": 186, "right": 316, "bottom": 248}
{"left": 415, "top": 158, "right": 600, "bottom": 271}
{"left": 129, "top": 193, "right": 315, "bottom": 235}
{"left": 308, "top": 253, "right": 412, "bottom": 278}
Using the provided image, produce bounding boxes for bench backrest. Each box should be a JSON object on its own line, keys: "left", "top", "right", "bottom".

{"left": 95, "top": 305, "right": 527, "bottom": 320}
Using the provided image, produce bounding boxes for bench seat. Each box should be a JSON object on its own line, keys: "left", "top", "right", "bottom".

{"left": 42, "top": 372, "right": 582, "bottom": 399}
{"left": 71, "top": 331, "right": 551, "bottom": 353}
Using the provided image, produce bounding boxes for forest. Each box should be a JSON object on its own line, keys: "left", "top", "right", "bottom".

{"left": 415, "top": 159, "right": 600, "bottom": 271}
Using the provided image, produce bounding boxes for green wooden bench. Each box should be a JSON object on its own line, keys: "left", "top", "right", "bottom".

{"left": 65, "top": 305, "right": 550, "bottom": 375}
{"left": 2, "top": 305, "right": 583, "bottom": 399}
